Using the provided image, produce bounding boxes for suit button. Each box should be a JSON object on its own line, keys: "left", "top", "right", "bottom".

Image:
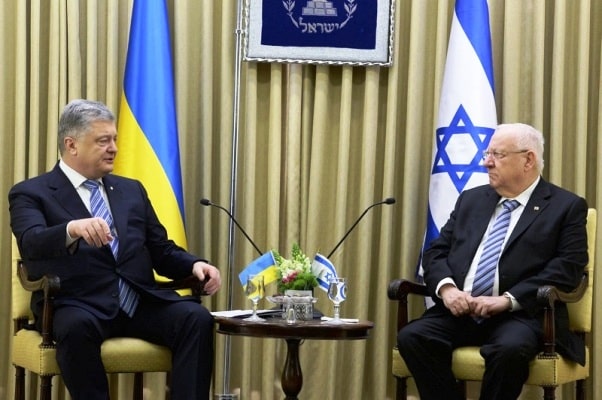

{"left": 115, "top": 268, "right": 121, "bottom": 274}
{"left": 111, "top": 291, "right": 118, "bottom": 298}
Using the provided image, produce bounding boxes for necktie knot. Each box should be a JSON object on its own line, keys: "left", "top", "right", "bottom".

{"left": 83, "top": 180, "right": 100, "bottom": 191}
{"left": 503, "top": 199, "right": 520, "bottom": 212}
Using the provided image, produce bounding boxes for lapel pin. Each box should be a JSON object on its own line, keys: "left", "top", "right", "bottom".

{"left": 110, "top": 186, "right": 114, "bottom": 191}
{"left": 534, "top": 206, "right": 540, "bottom": 211}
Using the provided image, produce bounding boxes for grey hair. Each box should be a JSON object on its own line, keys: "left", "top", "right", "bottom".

{"left": 58, "top": 99, "right": 115, "bottom": 153}
{"left": 496, "top": 123, "right": 545, "bottom": 172}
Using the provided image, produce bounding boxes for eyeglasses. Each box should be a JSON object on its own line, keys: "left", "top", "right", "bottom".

{"left": 482, "top": 149, "right": 528, "bottom": 160}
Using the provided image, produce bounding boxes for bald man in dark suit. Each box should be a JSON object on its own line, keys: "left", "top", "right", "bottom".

{"left": 9, "top": 99, "right": 221, "bottom": 400}
{"left": 397, "top": 123, "right": 588, "bottom": 400}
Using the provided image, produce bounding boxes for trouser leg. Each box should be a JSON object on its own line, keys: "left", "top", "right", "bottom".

{"left": 397, "top": 312, "right": 465, "bottom": 400}
{"left": 127, "top": 300, "right": 214, "bottom": 400}
{"left": 53, "top": 307, "right": 111, "bottom": 400}
{"left": 479, "top": 317, "right": 539, "bottom": 400}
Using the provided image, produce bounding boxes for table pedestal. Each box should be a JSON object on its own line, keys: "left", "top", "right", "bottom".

{"left": 282, "top": 338, "right": 303, "bottom": 399}
{"left": 213, "top": 316, "right": 373, "bottom": 399}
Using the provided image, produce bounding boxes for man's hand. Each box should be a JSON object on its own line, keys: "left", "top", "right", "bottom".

{"left": 192, "top": 261, "right": 221, "bottom": 295}
{"left": 68, "top": 217, "right": 114, "bottom": 247}
{"left": 468, "top": 295, "right": 510, "bottom": 319}
{"left": 440, "top": 284, "right": 473, "bottom": 317}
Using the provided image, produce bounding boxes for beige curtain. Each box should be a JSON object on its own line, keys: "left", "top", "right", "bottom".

{"left": 1, "top": 1, "right": 601, "bottom": 399}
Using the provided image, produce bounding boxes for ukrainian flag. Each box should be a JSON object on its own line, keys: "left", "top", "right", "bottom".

{"left": 239, "top": 252, "right": 279, "bottom": 289}
{"left": 114, "top": 0, "right": 187, "bottom": 248}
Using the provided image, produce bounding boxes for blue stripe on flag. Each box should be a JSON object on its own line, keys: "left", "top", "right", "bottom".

{"left": 239, "top": 251, "right": 278, "bottom": 287}
{"left": 418, "top": 0, "right": 497, "bottom": 287}
{"left": 455, "top": 0, "right": 495, "bottom": 92}
{"left": 311, "top": 253, "right": 338, "bottom": 292}
{"left": 123, "top": 0, "right": 185, "bottom": 218}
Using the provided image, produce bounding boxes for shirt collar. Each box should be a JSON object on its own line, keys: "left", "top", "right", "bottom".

{"left": 499, "top": 176, "right": 540, "bottom": 207}
{"left": 59, "top": 159, "right": 102, "bottom": 188}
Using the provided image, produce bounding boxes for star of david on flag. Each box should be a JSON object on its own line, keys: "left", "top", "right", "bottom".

{"left": 419, "top": 0, "right": 498, "bottom": 285}
{"left": 312, "top": 253, "right": 338, "bottom": 292}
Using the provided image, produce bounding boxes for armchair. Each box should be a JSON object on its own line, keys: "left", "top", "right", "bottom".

{"left": 11, "top": 238, "right": 207, "bottom": 400}
{"left": 388, "top": 208, "right": 596, "bottom": 400}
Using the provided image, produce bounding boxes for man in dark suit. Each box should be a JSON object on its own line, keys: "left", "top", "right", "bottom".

{"left": 397, "top": 123, "right": 588, "bottom": 400}
{"left": 9, "top": 99, "right": 222, "bottom": 400}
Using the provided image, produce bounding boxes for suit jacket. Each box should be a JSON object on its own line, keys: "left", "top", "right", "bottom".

{"left": 9, "top": 164, "right": 203, "bottom": 321}
{"left": 422, "top": 178, "right": 588, "bottom": 365}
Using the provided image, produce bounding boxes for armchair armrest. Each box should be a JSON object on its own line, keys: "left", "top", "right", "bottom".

{"left": 16, "top": 261, "right": 60, "bottom": 346}
{"left": 388, "top": 279, "right": 428, "bottom": 331}
{"left": 388, "top": 278, "right": 429, "bottom": 300}
{"left": 157, "top": 275, "right": 208, "bottom": 298}
{"left": 388, "top": 273, "right": 589, "bottom": 358}
{"left": 16, "top": 260, "right": 207, "bottom": 347}
{"left": 536, "top": 272, "right": 588, "bottom": 356}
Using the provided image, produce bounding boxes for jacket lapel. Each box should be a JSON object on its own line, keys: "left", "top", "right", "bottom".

{"left": 469, "top": 187, "right": 501, "bottom": 250}
{"left": 49, "top": 165, "right": 91, "bottom": 220}
{"left": 506, "top": 178, "right": 551, "bottom": 247}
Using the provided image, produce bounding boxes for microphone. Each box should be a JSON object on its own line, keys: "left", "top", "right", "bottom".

{"left": 200, "top": 198, "right": 263, "bottom": 256}
{"left": 326, "top": 198, "right": 395, "bottom": 258}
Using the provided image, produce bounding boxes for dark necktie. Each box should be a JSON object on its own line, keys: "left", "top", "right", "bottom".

{"left": 83, "top": 180, "right": 139, "bottom": 317}
{"left": 471, "top": 199, "right": 520, "bottom": 297}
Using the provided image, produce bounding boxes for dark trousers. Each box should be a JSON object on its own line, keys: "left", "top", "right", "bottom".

{"left": 397, "top": 305, "right": 540, "bottom": 400}
{"left": 52, "top": 299, "right": 214, "bottom": 400}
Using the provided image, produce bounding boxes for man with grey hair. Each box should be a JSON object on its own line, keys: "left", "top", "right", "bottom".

{"left": 397, "top": 123, "right": 588, "bottom": 399}
{"left": 9, "top": 99, "right": 221, "bottom": 400}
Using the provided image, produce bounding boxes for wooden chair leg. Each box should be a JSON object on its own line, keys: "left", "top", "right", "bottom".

{"left": 542, "top": 385, "right": 556, "bottom": 400}
{"left": 40, "top": 376, "right": 53, "bottom": 400}
{"left": 457, "top": 380, "right": 467, "bottom": 396}
{"left": 576, "top": 379, "right": 585, "bottom": 400}
{"left": 133, "top": 372, "right": 144, "bottom": 400}
{"left": 165, "top": 371, "right": 171, "bottom": 400}
{"left": 395, "top": 377, "right": 407, "bottom": 400}
{"left": 14, "top": 366, "right": 25, "bottom": 400}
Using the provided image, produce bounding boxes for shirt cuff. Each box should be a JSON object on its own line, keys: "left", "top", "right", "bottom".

{"left": 503, "top": 291, "right": 521, "bottom": 312}
{"left": 65, "top": 221, "right": 78, "bottom": 247}
{"left": 435, "top": 277, "right": 457, "bottom": 298}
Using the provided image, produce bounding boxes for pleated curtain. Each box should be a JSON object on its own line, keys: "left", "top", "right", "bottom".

{"left": 1, "top": 1, "right": 601, "bottom": 399}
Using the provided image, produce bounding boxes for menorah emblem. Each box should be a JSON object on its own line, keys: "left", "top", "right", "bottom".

{"left": 302, "top": 0, "right": 338, "bottom": 17}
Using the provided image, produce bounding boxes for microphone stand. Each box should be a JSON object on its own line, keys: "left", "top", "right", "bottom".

{"left": 215, "top": 0, "right": 244, "bottom": 398}
{"left": 327, "top": 198, "right": 396, "bottom": 258}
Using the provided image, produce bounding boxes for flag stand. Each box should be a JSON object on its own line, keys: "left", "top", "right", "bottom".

{"left": 214, "top": 0, "right": 244, "bottom": 398}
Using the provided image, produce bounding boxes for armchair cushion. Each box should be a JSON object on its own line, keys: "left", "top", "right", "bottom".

{"left": 101, "top": 338, "right": 172, "bottom": 372}
{"left": 392, "top": 346, "right": 590, "bottom": 387}
{"left": 12, "top": 321, "right": 172, "bottom": 376}
{"left": 12, "top": 329, "right": 61, "bottom": 375}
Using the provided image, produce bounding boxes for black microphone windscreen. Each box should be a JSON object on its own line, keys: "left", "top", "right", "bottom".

{"left": 200, "top": 198, "right": 211, "bottom": 206}
{"left": 384, "top": 197, "right": 396, "bottom": 204}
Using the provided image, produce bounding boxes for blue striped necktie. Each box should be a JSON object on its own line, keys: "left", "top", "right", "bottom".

{"left": 471, "top": 199, "right": 520, "bottom": 298}
{"left": 83, "top": 180, "right": 139, "bottom": 317}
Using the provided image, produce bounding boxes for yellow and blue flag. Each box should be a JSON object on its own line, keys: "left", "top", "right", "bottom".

{"left": 239, "top": 251, "right": 279, "bottom": 288}
{"left": 114, "top": 0, "right": 187, "bottom": 247}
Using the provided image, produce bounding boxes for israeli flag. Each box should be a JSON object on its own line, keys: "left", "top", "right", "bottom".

{"left": 420, "top": 0, "right": 497, "bottom": 279}
{"left": 311, "top": 253, "right": 338, "bottom": 292}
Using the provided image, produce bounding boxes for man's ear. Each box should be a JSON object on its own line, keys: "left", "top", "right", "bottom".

{"left": 64, "top": 136, "right": 77, "bottom": 155}
{"left": 524, "top": 150, "right": 536, "bottom": 171}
